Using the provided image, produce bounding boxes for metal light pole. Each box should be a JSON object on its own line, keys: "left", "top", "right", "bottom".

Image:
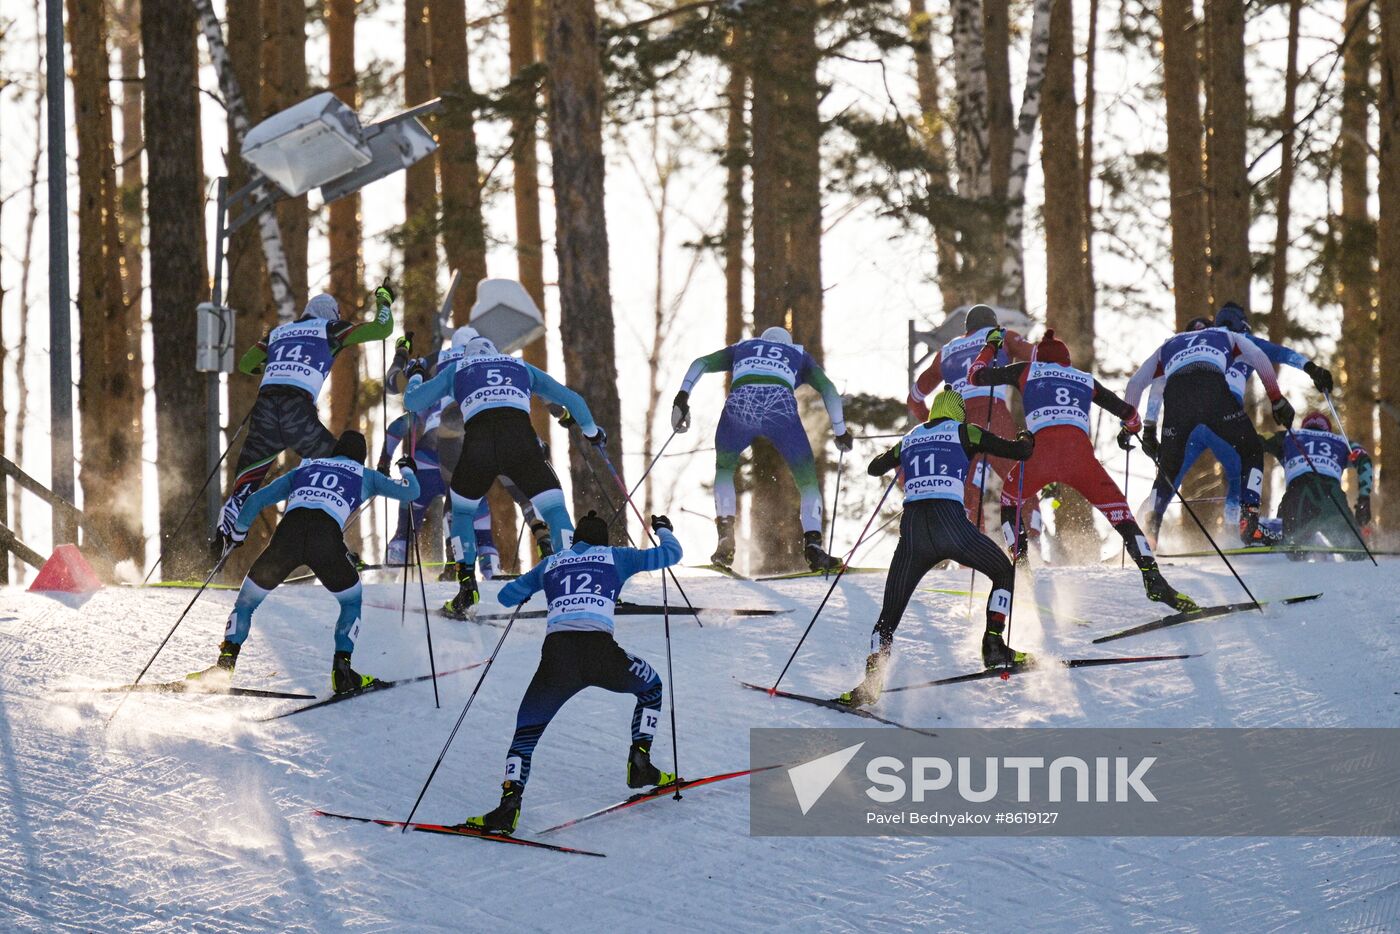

{"left": 46, "top": 0, "right": 76, "bottom": 544}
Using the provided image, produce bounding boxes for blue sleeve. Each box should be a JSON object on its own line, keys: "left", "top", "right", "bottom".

{"left": 235, "top": 473, "right": 295, "bottom": 532}
{"left": 1248, "top": 336, "right": 1309, "bottom": 371}
{"left": 364, "top": 467, "right": 421, "bottom": 503}
{"left": 525, "top": 364, "right": 598, "bottom": 435}
{"left": 498, "top": 561, "right": 547, "bottom": 606}
{"left": 611, "top": 528, "right": 684, "bottom": 581}
{"left": 381, "top": 414, "right": 410, "bottom": 461}
{"left": 404, "top": 363, "right": 456, "bottom": 414}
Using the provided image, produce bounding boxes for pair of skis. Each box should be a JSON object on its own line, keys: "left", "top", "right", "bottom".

{"left": 690, "top": 564, "right": 885, "bottom": 582}
{"left": 316, "top": 765, "right": 776, "bottom": 857}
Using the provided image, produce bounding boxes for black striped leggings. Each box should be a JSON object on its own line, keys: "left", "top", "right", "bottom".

{"left": 871, "top": 498, "right": 1015, "bottom": 652}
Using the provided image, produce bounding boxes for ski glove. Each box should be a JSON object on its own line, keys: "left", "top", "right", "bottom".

{"left": 376, "top": 456, "right": 391, "bottom": 476}
{"left": 396, "top": 455, "right": 417, "bottom": 473}
{"left": 1303, "top": 361, "right": 1333, "bottom": 395}
{"left": 1141, "top": 423, "right": 1160, "bottom": 458}
{"left": 1271, "top": 396, "right": 1295, "bottom": 429}
{"left": 553, "top": 405, "right": 577, "bottom": 429}
{"left": 1012, "top": 430, "right": 1035, "bottom": 460}
{"left": 834, "top": 430, "right": 854, "bottom": 452}
{"left": 985, "top": 327, "right": 1005, "bottom": 350}
{"left": 1355, "top": 496, "right": 1372, "bottom": 527}
{"left": 405, "top": 358, "right": 428, "bottom": 381}
{"left": 586, "top": 426, "right": 607, "bottom": 448}
{"left": 229, "top": 526, "right": 248, "bottom": 545}
{"left": 396, "top": 332, "right": 414, "bottom": 354}
{"left": 651, "top": 514, "right": 673, "bottom": 532}
{"left": 1115, "top": 428, "right": 1135, "bottom": 452}
{"left": 671, "top": 391, "right": 691, "bottom": 433}
{"left": 375, "top": 280, "right": 395, "bottom": 307}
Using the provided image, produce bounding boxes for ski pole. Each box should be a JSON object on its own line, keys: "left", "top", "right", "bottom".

{"left": 660, "top": 560, "right": 681, "bottom": 800}
{"left": 1146, "top": 449, "right": 1262, "bottom": 610}
{"left": 403, "top": 425, "right": 441, "bottom": 706}
{"left": 770, "top": 476, "right": 898, "bottom": 694}
{"left": 111, "top": 547, "right": 234, "bottom": 725}
{"left": 1005, "top": 460, "right": 1027, "bottom": 649}
{"left": 1121, "top": 447, "right": 1131, "bottom": 569}
{"left": 966, "top": 391, "right": 999, "bottom": 619}
{"left": 142, "top": 405, "right": 254, "bottom": 585}
{"left": 402, "top": 601, "right": 524, "bottom": 831}
{"left": 1283, "top": 427, "right": 1376, "bottom": 566}
{"left": 626, "top": 428, "right": 678, "bottom": 506}
{"left": 824, "top": 447, "right": 845, "bottom": 581}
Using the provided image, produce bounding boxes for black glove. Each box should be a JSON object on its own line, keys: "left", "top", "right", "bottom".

{"left": 985, "top": 327, "right": 1005, "bottom": 349}
{"left": 586, "top": 426, "right": 607, "bottom": 448}
{"left": 396, "top": 331, "right": 414, "bottom": 354}
{"left": 375, "top": 456, "right": 391, "bottom": 476}
{"left": 1013, "top": 429, "right": 1035, "bottom": 459}
{"left": 228, "top": 526, "right": 247, "bottom": 546}
{"left": 405, "top": 358, "right": 428, "bottom": 381}
{"left": 375, "top": 279, "right": 395, "bottom": 306}
{"left": 1355, "top": 496, "right": 1372, "bottom": 527}
{"left": 834, "top": 430, "right": 854, "bottom": 452}
{"left": 1116, "top": 428, "right": 1135, "bottom": 452}
{"left": 650, "top": 514, "right": 673, "bottom": 532}
{"left": 1304, "top": 361, "right": 1333, "bottom": 395}
{"left": 1141, "top": 423, "right": 1160, "bottom": 458}
{"left": 1271, "top": 396, "right": 1295, "bottom": 429}
{"left": 396, "top": 454, "right": 417, "bottom": 473}
{"left": 556, "top": 407, "right": 578, "bottom": 429}
{"left": 671, "top": 391, "right": 691, "bottom": 432}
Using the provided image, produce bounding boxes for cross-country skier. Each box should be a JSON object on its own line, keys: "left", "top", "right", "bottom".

{"left": 212, "top": 285, "right": 396, "bottom": 556}
{"left": 967, "top": 328, "right": 1198, "bottom": 611}
{"left": 1122, "top": 315, "right": 1296, "bottom": 546}
{"left": 457, "top": 510, "right": 683, "bottom": 833}
{"left": 906, "top": 304, "right": 1040, "bottom": 534}
{"left": 190, "top": 431, "right": 420, "bottom": 693}
{"left": 1141, "top": 304, "right": 1334, "bottom": 536}
{"left": 1259, "top": 411, "right": 1372, "bottom": 558}
{"left": 404, "top": 336, "right": 601, "bottom": 618}
{"left": 670, "top": 326, "right": 852, "bottom": 571}
{"left": 838, "top": 388, "right": 1035, "bottom": 708}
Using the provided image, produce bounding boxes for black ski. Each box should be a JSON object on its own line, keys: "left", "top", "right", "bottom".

{"left": 260, "top": 662, "right": 484, "bottom": 721}
{"left": 755, "top": 566, "right": 885, "bottom": 582}
{"left": 465, "top": 603, "right": 786, "bottom": 622}
{"left": 883, "top": 653, "right": 1199, "bottom": 691}
{"left": 739, "top": 682, "right": 939, "bottom": 737}
{"left": 65, "top": 681, "right": 315, "bottom": 700}
{"left": 538, "top": 765, "right": 783, "bottom": 835}
{"left": 1092, "top": 593, "right": 1322, "bottom": 644}
{"left": 688, "top": 563, "right": 750, "bottom": 581}
{"left": 313, "top": 809, "right": 605, "bottom": 857}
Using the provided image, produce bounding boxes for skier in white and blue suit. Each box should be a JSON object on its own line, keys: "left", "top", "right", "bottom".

{"left": 404, "top": 336, "right": 605, "bottom": 619}
{"left": 457, "top": 510, "right": 683, "bottom": 834}
{"left": 189, "top": 431, "right": 420, "bottom": 694}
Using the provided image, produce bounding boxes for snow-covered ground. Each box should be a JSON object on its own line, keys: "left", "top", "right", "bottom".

{"left": 1, "top": 554, "right": 1397, "bottom": 932}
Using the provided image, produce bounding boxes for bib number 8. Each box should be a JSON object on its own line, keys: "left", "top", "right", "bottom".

{"left": 1054, "top": 386, "right": 1072, "bottom": 406}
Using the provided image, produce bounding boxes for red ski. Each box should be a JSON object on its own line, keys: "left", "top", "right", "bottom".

{"left": 313, "top": 809, "right": 606, "bottom": 857}
{"left": 537, "top": 765, "right": 782, "bottom": 835}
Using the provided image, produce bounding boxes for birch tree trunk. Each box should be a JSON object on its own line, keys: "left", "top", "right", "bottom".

{"left": 1159, "top": 0, "right": 1210, "bottom": 329}
{"left": 1203, "top": 0, "right": 1249, "bottom": 310}
{"left": 995, "top": 0, "right": 1052, "bottom": 312}
{"left": 1339, "top": 0, "right": 1377, "bottom": 455}
{"left": 951, "top": 0, "right": 993, "bottom": 300}
{"left": 1378, "top": 0, "right": 1400, "bottom": 529}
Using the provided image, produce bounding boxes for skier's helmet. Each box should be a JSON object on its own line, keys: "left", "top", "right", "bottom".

{"left": 964, "top": 304, "right": 998, "bottom": 333}
{"left": 464, "top": 336, "right": 499, "bottom": 357}
{"left": 451, "top": 326, "right": 480, "bottom": 350}
{"left": 926, "top": 387, "right": 967, "bottom": 424}
{"left": 1215, "top": 302, "right": 1250, "bottom": 333}
{"left": 305, "top": 293, "right": 340, "bottom": 322}
{"left": 759, "top": 326, "right": 793, "bottom": 345}
{"left": 1300, "top": 411, "right": 1332, "bottom": 432}
{"left": 333, "top": 430, "right": 368, "bottom": 464}
{"left": 1036, "top": 328, "right": 1072, "bottom": 367}
{"left": 574, "top": 510, "right": 609, "bottom": 546}
{"left": 1186, "top": 316, "right": 1212, "bottom": 331}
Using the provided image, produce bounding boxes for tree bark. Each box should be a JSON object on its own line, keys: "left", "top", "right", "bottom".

{"left": 1378, "top": 0, "right": 1400, "bottom": 529}
{"left": 1339, "top": 0, "right": 1376, "bottom": 455}
{"left": 114, "top": 0, "right": 143, "bottom": 313}
{"left": 995, "top": 0, "right": 1052, "bottom": 312}
{"left": 1081, "top": 0, "right": 1098, "bottom": 321}
{"left": 1159, "top": 0, "right": 1210, "bottom": 329}
{"left": 951, "top": 0, "right": 993, "bottom": 301}
{"left": 71, "top": 0, "right": 142, "bottom": 568}
{"left": 1202, "top": 0, "right": 1249, "bottom": 311}
{"left": 547, "top": 0, "right": 627, "bottom": 534}
{"left": 1266, "top": 0, "right": 1301, "bottom": 344}
{"left": 143, "top": 0, "right": 210, "bottom": 578}
{"left": 983, "top": 0, "right": 1013, "bottom": 290}
{"left": 724, "top": 27, "right": 748, "bottom": 387}
{"left": 907, "top": 0, "right": 958, "bottom": 312}
{"left": 430, "top": 0, "right": 489, "bottom": 305}
{"left": 403, "top": 0, "right": 439, "bottom": 344}
{"left": 264, "top": 0, "right": 309, "bottom": 309}
{"left": 326, "top": 0, "right": 362, "bottom": 437}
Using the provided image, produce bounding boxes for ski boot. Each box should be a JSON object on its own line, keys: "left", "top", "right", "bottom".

{"left": 711, "top": 516, "right": 737, "bottom": 568}
{"left": 981, "top": 627, "right": 1033, "bottom": 669}
{"left": 442, "top": 563, "right": 480, "bottom": 620}
{"left": 836, "top": 649, "right": 889, "bottom": 708}
{"left": 457, "top": 780, "right": 523, "bottom": 834}
{"left": 331, "top": 650, "right": 378, "bottom": 695}
{"left": 1141, "top": 564, "right": 1198, "bottom": 612}
{"left": 1239, "top": 505, "right": 1282, "bottom": 547}
{"left": 626, "top": 740, "right": 678, "bottom": 789}
{"left": 187, "top": 640, "right": 240, "bottom": 684}
{"left": 531, "top": 520, "right": 554, "bottom": 560}
{"left": 803, "top": 531, "right": 842, "bottom": 572}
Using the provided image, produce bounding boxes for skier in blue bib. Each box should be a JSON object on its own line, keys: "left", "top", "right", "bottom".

{"left": 670, "top": 326, "right": 852, "bottom": 572}
{"left": 404, "top": 337, "right": 603, "bottom": 618}
{"left": 212, "top": 285, "right": 396, "bottom": 557}
{"left": 458, "top": 510, "right": 683, "bottom": 834}
{"left": 1259, "top": 410, "right": 1372, "bottom": 557}
{"left": 190, "top": 431, "right": 421, "bottom": 694}
{"left": 1140, "top": 304, "right": 1333, "bottom": 538}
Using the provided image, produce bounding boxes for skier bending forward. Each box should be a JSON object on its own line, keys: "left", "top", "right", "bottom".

{"left": 839, "top": 388, "right": 1034, "bottom": 709}
{"left": 458, "top": 511, "right": 683, "bottom": 833}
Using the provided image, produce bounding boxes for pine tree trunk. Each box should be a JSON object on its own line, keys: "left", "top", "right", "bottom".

{"left": 1339, "top": 0, "right": 1376, "bottom": 455}
{"left": 1378, "top": 0, "right": 1400, "bottom": 530}
{"left": 546, "top": 0, "right": 627, "bottom": 533}
{"left": 143, "top": 0, "right": 210, "bottom": 578}
{"left": 403, "top": 0, "right": 439, "bottom": 344}
{"left": 995, "top": 0, "right": 1052, "bottom": 312}
{"left": 983, "top": 0, "right": 1013, "bottom": 292}
{"left": 951, "top": 0, "right": 994, "bottom": 300}
{"left": 265, "top": 0, "right": 308, "bottom": 308}
{"left": 1159, "top": 0, "right": 1210, "bottom": 330}
{"left": 1203, "top": 0, "right": 1249, "bottom": 310}
{"left": 1266, "top": 0, "right": 1300, "bottom": 344}
{"left": 724, "top": 28, "right": 747, "bottom": 384}
{"left": 114, "top": 0, "right": 143, "bottom": 313}
{"left": 327, "top": 0, "right": 362, "bottom": 437}
{"left": 1081, "top": 0, "right": 1098, "bottom": 318}
{"left": 72, "top": 0, "right": 142, "bottom": 568}
{"left": 907, "top": 0, "right": 959, "bottom": 312}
